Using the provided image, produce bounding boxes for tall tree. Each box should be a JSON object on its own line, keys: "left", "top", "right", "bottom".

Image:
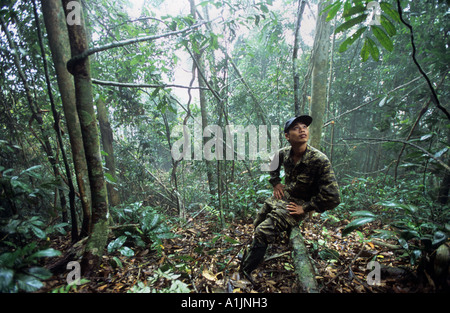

{"left": 189, "top": 0, "right": 215, "bottom": 194}
{"left": 309, "top": 0, "right": 331, "bottom": 149}
{"left": 293, "top": 0, "right": 306, "bottom": 115}
{"left": 62, "top": 0, "right": 109, "bottom": 276}
{"left": 41, "top": 0, "right": 92, "bottom": 237}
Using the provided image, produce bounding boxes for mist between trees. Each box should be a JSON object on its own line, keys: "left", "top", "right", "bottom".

{"left": 0, "top": 0, "right": 449, "bottom": 293}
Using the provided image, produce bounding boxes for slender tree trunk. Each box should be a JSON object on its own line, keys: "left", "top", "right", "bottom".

{"left": 189, "top": 0, "right": 215, "bottom": 194}
{"left": 41, "top": 0, "right": 92, "bottom": 237}
{"left": 293, "top": 0, "right": 306, "bottom": 115}
{"left": 96, "top": 98, "right": 120, "bottom": 207}
{"left": 34, "top": 0, "right": 79, "bottom": 242}
{"left": 62, "top": 0, "right": 109, "bottom": 276}
{"left": 309, "top": 0, "right": 331, "bottom": 149}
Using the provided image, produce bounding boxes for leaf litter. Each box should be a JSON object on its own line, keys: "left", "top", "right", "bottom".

{"left": 40, "top": 211, "right": 427, "bottom": 293}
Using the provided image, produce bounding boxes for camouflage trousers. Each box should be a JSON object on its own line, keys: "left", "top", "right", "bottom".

{"left": 252, "top": 192, "right": 304, "bottom": 247}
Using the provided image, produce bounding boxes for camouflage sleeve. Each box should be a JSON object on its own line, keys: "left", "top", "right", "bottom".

{"left": 303, "top": 158, "right": 341, "bottom": 213}
{"left": 268, "top": 150, "right": 282, "bottom": 187}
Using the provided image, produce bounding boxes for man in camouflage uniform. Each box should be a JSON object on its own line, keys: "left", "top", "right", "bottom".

{"left": 240, "top": 115, "right": 341, "bottom": 283}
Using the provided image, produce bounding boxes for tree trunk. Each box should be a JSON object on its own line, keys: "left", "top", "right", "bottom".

{"left": 96, "top": 97, "right": 120, "bottom": 207}
{"left": 41, "top": 0, "right": 92, "bottom": 237}
{"left": 309, "top": 0, "right": 331, "bottom": 149}
{"left": 290, "top": 226, "right": 319, "bottom": 293}
{"left": 189, "top": 0, "right": 215, "bottom": 194}
{"left": 34, "top": 0, "right": 78, "bottom": 242}
{"left": 62, "top": 0, "right": 109, "bottom": 277}
{"left": 293, "top": 0, "right": 306, "bottom": 115}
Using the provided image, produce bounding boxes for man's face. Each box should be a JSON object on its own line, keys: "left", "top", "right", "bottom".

{"left": 285, "top": 122, "right": 309, "bottom": 144}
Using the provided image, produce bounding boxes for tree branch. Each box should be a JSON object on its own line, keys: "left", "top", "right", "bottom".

{"left": 396, "top": 0, "right": 449, "bottom": 120}
{"left": 91, "top": 78, "right": 209, "bottom": 90}
{"left": 67, "top": 21, "right": 209, "bottom": 73}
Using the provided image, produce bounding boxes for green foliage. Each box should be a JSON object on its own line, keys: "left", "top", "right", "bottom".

{"left": 0, "top": 242, "right": 60, "bottom": 292}
{"left": 0, "top": 212, "right": 65, "bottom": 293}
{"left": 109, "top": 202, "right": 176, "bottom": 257}
{"left": 340, "top": 175, "right": 450, "bottom": 265}
{"left": 323, "top": 0, "right": 400, "bottom": 61}
{"left": 0, "top": 164, "right": 56, "bottom": 216}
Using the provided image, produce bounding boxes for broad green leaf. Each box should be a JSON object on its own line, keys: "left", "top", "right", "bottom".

{"left": 350, "top": 210, "right": 377, "bottom": 218}
{"left": 19, "top": 165, "right": 43, "bottom": 178}
{"left": 107, "top": 236, "right": 127, "bottom": 253}
{"left": 377, "top": 200, "right": 401, "bottom": 207}
{"left": 119, "top": 246, "right": 134, "bottom": 257}
{"left": 223, "top": 235, "right": 240, "bottom": 245}
{"left": 372, "top": 25, "right": 393, "bottom": 51}
{"left": 434, "top": 147, "right": 449, "bottom": 158}
{"left": 104, "top": 172, "right": 117, "bottom": 184}
{"left": 335, "top": 14, "right": 368, "bottom": 34}
{"left": 420, "top": 133, "right": 433, "bottom": 141}
{"left": 380, "top": 2, "right": 401, "bottom": 24}
{"left": 378, "top": 96, "right": 388, "bottom": 107}
{"left": 30, "top": 225, "right": 46, "bottom": 239}
{"left": 319, "top": 248, "right": 340, "bottom": 260}
{"left": 360, "top": 38, "right": 370, "bottom": 61}
{"left": 339, "top": 26, "right": 367, "bottom": 52}
{"left": 380, "top": 15, "right": 396, "bottom": 36}
{"left": 342, "top": 217, "right": 376, "bottom": 236}
{"left": 400, "top": 204, "right": 417, "bottom": 214}
{"left": 146, "top": 213, "right": 160, "bottom": 230}
{"left": 27, "top": 267, "right": 52, "bottom": 280}
{"left": 259, "top": 4, "right": 269, "bottom": 13}
{"left": 16, "top": 273, "right": 43, "bottom": 292}
{"left": 0, "top": 268, "right": 14, "bottom": 291}
{"left": 30, "top": 248, "right": 61, "bottom": 259}
{"left": 366, "top": 37, "right": 380, "bottom": 61}
{"left": 342, "top": 4, "right": 366, "bottom": 19}
{"left": 323, "top": 2, "right": 342, "bottom": 22}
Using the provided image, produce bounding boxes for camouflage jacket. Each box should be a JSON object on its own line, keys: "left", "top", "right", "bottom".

{"left": 268, "top": 145, "right": 341, "bottom": 213}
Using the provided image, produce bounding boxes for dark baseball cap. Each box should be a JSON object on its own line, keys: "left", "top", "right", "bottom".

{"left": 284, "top": 115, "right": 313, "bottom": 133}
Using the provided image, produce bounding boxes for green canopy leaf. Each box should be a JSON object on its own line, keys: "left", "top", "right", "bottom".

{"left": 372, "top": 25, "right": 393, "bottom": 51}
{"left": 335, "top": 14, "right": 368, "bottom": 34}
{"left": 339, "top": 27, "right": 367, "bottom": 53}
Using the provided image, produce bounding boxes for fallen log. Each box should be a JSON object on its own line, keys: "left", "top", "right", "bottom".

{"left": 289, "top": 226, "right": 319, "bottom": 293}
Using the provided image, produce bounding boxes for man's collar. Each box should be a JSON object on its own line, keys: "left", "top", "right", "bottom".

{"left": 287, "top": 144, "right": 311, "bottom": 164}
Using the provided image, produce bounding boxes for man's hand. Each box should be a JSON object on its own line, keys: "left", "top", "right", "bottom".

{"left": 286, "top": 202, "right": 305, "bottom": 218}
{"left": 273, "top": 183, "right": 285, "bottom": 199}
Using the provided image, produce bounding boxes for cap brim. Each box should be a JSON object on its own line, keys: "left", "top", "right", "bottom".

{"left": 285, "top": 115, "right": 312, "bottom": 133}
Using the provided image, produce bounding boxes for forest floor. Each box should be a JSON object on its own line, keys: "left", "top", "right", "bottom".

{"left": 40, "top": 212, "right": 436, "bottom": 294}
